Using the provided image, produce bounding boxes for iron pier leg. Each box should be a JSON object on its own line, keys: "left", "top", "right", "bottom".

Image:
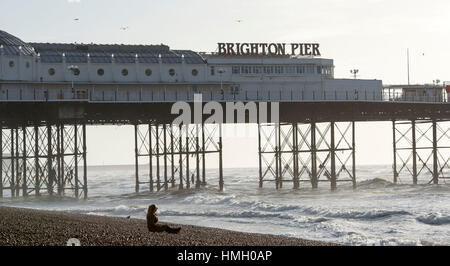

{"left": 134, "top": 124, "right": 139, "bottom": 193}
{"left": 10, "top": 129, "right": 15, "bottom": 197}
{"left": 82, "top": 124, "right": 88, "bottom": 199}
{"left": 179, "top": 124, "right": 184, "bottom": 190}
{"left": 219, "top": 123, "right": 224, "bottom": 192}
{"left": 311, "top": 122, "right": 318, "bottom": 189}
{"left": 196, "top": 124, "right": 201, "bottom": 189}
{"left": 275, "top": 125, "right": 279, "bottom": 190}
{"left": 171, "top": 125, "right": 175, "bottom": 188}
{"left": 352, "top": 121, "right": 357, "bottom": 188}
{"left": 15, "top": 128, "right": 19, "bottom": 197}
{"left": 0, "top": 126, "right": 3, "bottom": 198}
{"left": 56, "top": 125, "right": 62, "bottom": 196}
{"left": 412, "top": 120, "right": 418, "bottom": 185}
{"left": 392, "top": 120, "right": 398, "bottom": 184}
{"left": 432, "top": 120, "right": 439, "bottom": 184}
{"left": 156, "top": 125, "right": 161, "bottom": 191}
{"left": 74, "top": 125, "right": 79, "bottom": 198}
{"left": 61, "top": 125, "right": 65, "bottom": 195}
{"left": 149, "top": 124, "right": 154, "bottom": 192}
{"left": 278, "top": 123, "right": 283, "bottom": 189}
{"left": 293, "top": 123, "right": 299, "bottom": 189}
{"left": 34, "top": 126, "right": 40, "bottom": 196}
{"left": 47, "top": 125, "right": 52, "bottom": 196}
{"left": 185, "top": 124, "right": 190, "bottom": 189}
{"left": 163, "top": 124, "right": 168, "bottom": 191}
{"left": 22, "top": 126, "right": 27, "bottom": 197}
{"left": 330, "top": 122, "right": 337, "bottom": 190}
{"left": 258, "top": 123, "right": 263, "bottom": 188}
{"left": 202, "top": 123, "right": 206, "bottom": 186}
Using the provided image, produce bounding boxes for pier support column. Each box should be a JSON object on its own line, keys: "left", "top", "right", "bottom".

{"left": 432, "top": 120, "right": 438, "bottom": 185}
{"left": 293, "top": 123, "right": 299, "bottom": 189}
{"left": 258, "top": 123, "right": 263, "bottom": 188}
{"left": 134, "top": 124, "right": 139, "bottom": 193}
{"left": 149, "top": 124, "right": 154, "bottom": 192}
{"left": 219, "top": 123, "right": 224, "bottom": 192}
{"left": 0, "top": 126, "right": 3, "bottom": 198}
{"left": 195, "top": 124, "right": 201, "bottom": 189}
{"left": 392, "top": 120, "right": 398, "bottom": 184}
{"left": 311, "top": 122, "right": 318, "bottom": 189}
{"left": 0, "top": 124, "right": 87, "bottom": 199}
{"left": 393, "top": 120, "right": 449, "bottom": 184}
{"left": 412, "top": 120, "right": 418, "bottom": 185}
{"left": 163, "top": 124, "right": 168, "bottom": 191}
{"left": 202, "top": 123, "right": 206, "bottom": 186}
{"left": 156, "top": 125, "right": 161, "bottom": 191}
{"left": 170, "top": 125, "right": 176, "bottom": 188}
{"left": 258, "top": 121, "right": 355, "bottom": 190}
{"left": 330, "top": 122, "right": 337, "bottom": 190}
{"left": 352, "top": 122, "right": 357, "bottom": 188}
{"left": 134, "top": 123, "right": 223, "bottom": 193}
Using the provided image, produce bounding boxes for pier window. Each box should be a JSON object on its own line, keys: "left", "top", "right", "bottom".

{"left": 97, "top": 68, "right": 104, "bottom": 76}
{"left": 169, "top": 68, "right": 176, "bottom": 76}
{"left": 274, "top": 66, "right": 284, "bottom": 74}
{"left": 192, "top": 69, "right": 199, "bottom": 76}
{"left": 241, "top": 66, "right": 250, "bottom": 74}
{"left": 48, "top": 68, "right": 55, "bottom": 76}
{"left": 210, "top": 66, "right": 215, "bottom": 76}
{"left": 305, "top": 65, "right": 315, "bottom": 74}
{"left": 232, "top": 66, "right": 240, "bottom": 74}
{"left": 122, "top": 69, "right": 129, "bottom": 76}
{"left": 9, "top": 61, "right": 14, "bottom": 68}
{"left": 145, "top": 69, "right": 152, "bottom": 76}
{"left": 73, "top": 68, "right": 80, "bottom": 76}
{"left": 264, "top": 66, "right": 274, "bottom": 74}
{"left": 297, "top": 65, "right": 305, "bottom": 74}
{"left": 285, "top": 66, "right": 296, "bottom": 74}
{"left": 252, "top": 66, "right": 262, "bottom": 74}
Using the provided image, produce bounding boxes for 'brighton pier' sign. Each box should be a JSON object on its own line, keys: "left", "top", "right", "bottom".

{"left": 218, "top": 43, "right": 321, "bottom": 56}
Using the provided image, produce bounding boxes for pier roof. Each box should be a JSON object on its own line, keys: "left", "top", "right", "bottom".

{"left": 0, "top": 30, "right": 36, "bottom": 56}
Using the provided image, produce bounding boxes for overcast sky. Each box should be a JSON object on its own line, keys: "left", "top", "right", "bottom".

{"left": 1, "top": 0, "right": 448, "bottom": 167}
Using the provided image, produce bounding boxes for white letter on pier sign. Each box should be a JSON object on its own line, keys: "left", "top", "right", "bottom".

{"left": 171, "top": 101, "right": 192, "bottom": 126}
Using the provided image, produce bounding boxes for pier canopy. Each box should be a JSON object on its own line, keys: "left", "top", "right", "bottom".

{"left": 28, "top": 42, "right": 205, "bottom": 64}
{"left": 0, "top": 30, "right": 36, "bottom": 56}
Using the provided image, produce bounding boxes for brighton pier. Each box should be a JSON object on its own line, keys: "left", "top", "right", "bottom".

{"left": 0, "top": 30, "right": 449, "bottom": 199}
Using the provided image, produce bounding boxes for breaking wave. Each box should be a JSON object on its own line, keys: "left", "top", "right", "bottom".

{"left": 416, "top": 213, "right": 450, "bottom": 225}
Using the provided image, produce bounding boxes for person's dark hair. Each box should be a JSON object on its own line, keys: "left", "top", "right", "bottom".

{"left": 148, "top": 204, "right": 157, "bottom": 214}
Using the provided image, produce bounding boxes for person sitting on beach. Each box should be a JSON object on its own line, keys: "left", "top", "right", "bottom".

{"left": 147, "top": 204, "right": 181, "bottom": 234}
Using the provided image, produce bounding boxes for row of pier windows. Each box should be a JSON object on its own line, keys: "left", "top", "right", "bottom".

{"left": 232, "top": 65, "right": 333, "bottom": 76}
{"left": 45, "top": 68, "right": 201, "bottom": 77}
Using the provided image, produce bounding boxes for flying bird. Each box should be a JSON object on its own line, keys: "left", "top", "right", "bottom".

{"left": 120, "top": 26, "right": 129, "bottom": 31}
{"left": 74, "top": 18, "right": 79, "bottom": 21}
{"left": 236, "top": 20, "right": 243, "bottom": 23}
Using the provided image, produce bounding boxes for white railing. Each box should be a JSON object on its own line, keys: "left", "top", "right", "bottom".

{"left": 0, "top": 86, "right": 448, "bottom": 104}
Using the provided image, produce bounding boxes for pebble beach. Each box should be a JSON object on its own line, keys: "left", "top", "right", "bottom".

{"left": 0, "top": 207, "right": 335, "bottom": 246}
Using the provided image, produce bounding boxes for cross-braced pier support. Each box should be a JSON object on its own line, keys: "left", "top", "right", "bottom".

{"left": 258, "top": 121, "right": 356, "bottom": 190}
{"left": 393, "top": 120, "right": 450, "bottom": 184}
{"left": 0, "top": 124, "right": 87, "bottom": 198}
{"left": 135, "top": 123, "right": 223, "bottom": 192}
